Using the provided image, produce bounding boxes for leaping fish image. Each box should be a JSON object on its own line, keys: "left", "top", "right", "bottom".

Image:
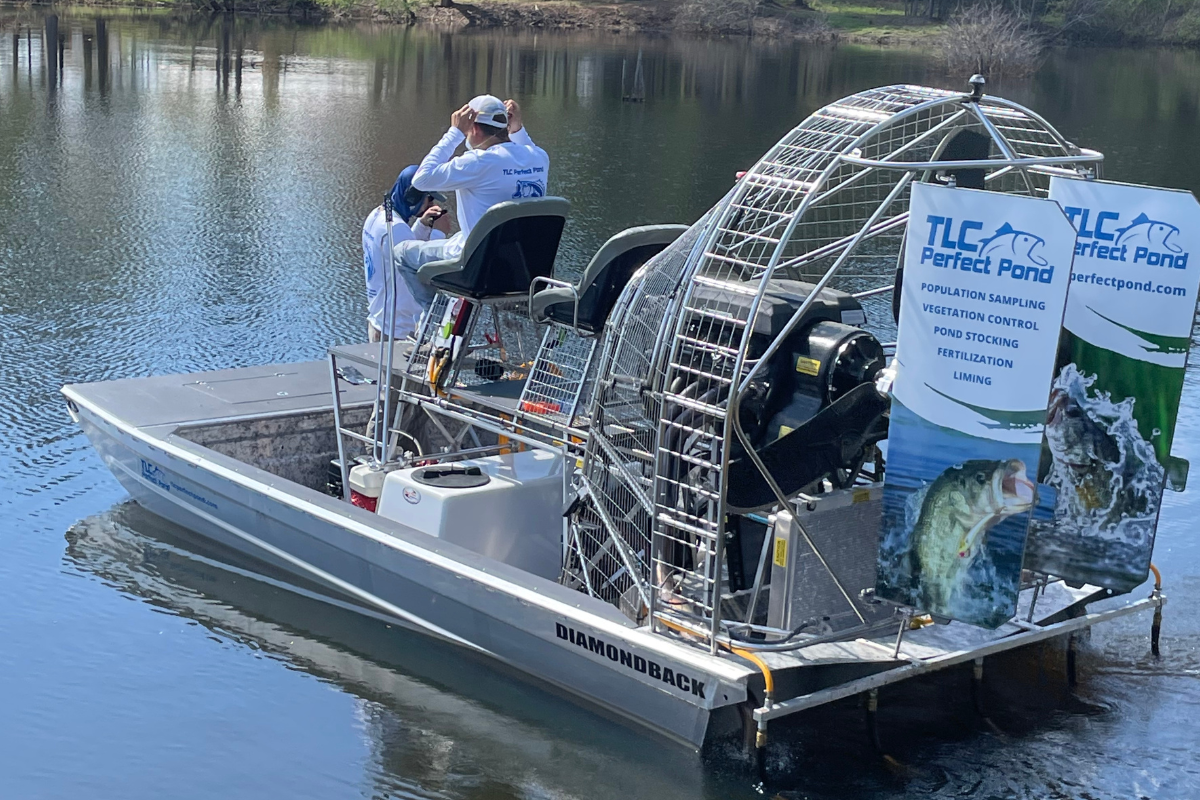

{"left": 978, "top": 223, "right": 1048, "bottom": 265}
{"left": 1115, "top": 213, "right": 1182, "bottom": 252}
{"left": 1045, "top": 388, "right": 1120, "bottom": 512}
{"left": 911, "top": 459, "right": 1035, "bottom": 610}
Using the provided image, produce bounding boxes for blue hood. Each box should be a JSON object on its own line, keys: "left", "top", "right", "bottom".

{"left": 389, "top": 165, "right": 420, "bottom": 222}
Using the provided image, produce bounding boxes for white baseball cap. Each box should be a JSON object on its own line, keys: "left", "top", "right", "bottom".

{"left": 468, "top": 94, "right": 508, "bottom": 128}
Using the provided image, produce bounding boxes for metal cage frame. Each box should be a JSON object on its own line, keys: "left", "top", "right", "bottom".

{"left": 568, "top": 82, "right": 1104, "bottom": 652}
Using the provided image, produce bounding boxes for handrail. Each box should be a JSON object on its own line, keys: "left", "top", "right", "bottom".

{"left": 528, "top": 275, "right": 580, "bottom": 330}
{"left": 837, "top": 149, "right": 1103, "bottom": 172}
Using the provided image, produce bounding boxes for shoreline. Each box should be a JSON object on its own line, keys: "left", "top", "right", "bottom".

{"left": 0, "top": 0, "right": 946, "bottom": 47}
{"left": 3, "top": 0, "right": 1195, "bottom": 48}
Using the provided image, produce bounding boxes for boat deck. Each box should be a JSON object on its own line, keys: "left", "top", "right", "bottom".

{"left": 67, "top": 357, "right": 378, "bottom": 434}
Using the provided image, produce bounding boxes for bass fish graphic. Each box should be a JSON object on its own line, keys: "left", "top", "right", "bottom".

{"left": 978, "top": 223, "right": 1048, "bottom": 265}
{"left": 1115, "top": 213, "right": 1182, "bottom": 252}
{"left": 910, "top": 458, "right": 1035, "bottom": 610}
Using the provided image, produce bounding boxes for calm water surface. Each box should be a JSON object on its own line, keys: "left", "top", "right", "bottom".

{"left": 1, "top": 10, "right": 1199, "bottom": 799}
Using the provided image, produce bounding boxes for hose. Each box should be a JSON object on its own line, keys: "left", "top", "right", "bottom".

{"left": 725, "top": 616, "right": 821, "bottom": 645}
{"left": 657, "top": 616, "right": 774, "bottom": 748}
{"left": 730, "top": 645, "right": 774, "bottom": 750}
{"left": 427, "top": 347, "right": 450, "bottom": 397}
{"left": 1150, "top": 562, "right": 1163, "bottom": 657}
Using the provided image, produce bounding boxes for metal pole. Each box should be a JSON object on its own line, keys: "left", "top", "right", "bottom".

{"left": 379, "top": 195, "right": 399, "bottom": 464}
{"left": 743, "top": 516, "right": 776, "bottom": 624}
{"left": 1026, "top": 576, "right": 1044, "bottom": 622}
{"left": 329, "top": 354, "right": 352, "bottom": 501}
{"left": 892, "top": 611, "right": 912, "bottom": 659}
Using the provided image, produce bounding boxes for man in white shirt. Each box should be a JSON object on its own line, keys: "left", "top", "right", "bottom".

{"left": 395, "top": 95, "right": 550, "bottom": 297}
{"left": 363, "top": 165, "right": 451, "bottom": 341}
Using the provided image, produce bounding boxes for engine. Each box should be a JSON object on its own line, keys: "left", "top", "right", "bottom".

{"left": 686, "top": 279, "right": 889, "bottom": 513}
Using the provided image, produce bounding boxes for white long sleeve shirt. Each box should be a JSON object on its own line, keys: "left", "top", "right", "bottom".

{"left": 412, "top": 126, "right": 550, "bottom": 254}
{"left": 363, "top": 207, "right": 444, "bottom": 338}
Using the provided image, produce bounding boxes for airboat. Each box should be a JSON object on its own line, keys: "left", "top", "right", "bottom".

{"left": 64, "top": 81, "right": 1172, "bottom": 752}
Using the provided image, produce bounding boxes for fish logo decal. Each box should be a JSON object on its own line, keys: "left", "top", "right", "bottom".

{"left": 1115, "top": 212, "right": 1182, "bottom": 253}
{"left": 140, "top": 459, "right": 171, "bottom": 491}
{"left": 513, "top": 179, "right": 546, "bottom": 199}
{"left": 978, "top": 222, "right": 1048, "bottom": 266}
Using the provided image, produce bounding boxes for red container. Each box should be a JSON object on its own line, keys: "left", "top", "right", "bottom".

{"left": 350, "top": 490, "right": 378, "bottom": 513}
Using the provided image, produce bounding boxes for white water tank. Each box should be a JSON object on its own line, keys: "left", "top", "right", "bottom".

{"left": 376, "top": 449, "right": 564, "bottom": 581}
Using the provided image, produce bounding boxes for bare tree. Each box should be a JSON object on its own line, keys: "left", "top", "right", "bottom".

{"left": 1055, "top": 0, "right": 1114, "bottom": 34}
{"left": 940, "top": 3, "right": 1044, "bottom": 76}
{"left": 675, "top": 0, "right": 762, "bottom": 35}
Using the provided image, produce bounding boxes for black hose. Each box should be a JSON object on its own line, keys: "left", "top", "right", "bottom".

{"left": 1066, "top": 635, "right": 1078, "bottom": 687}
{"left": 1151, "top": 607, "right": 1162, "bottom": 658}
{"left": 725, "top": 617, "right": 820, "bottom": 645}
{"left": 866, "top": 690, "right": 883, "bottom": 752}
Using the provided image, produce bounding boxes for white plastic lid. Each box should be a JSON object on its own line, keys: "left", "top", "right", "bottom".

{"left": 349, "top": 463, "right": 387, "bottom": 497}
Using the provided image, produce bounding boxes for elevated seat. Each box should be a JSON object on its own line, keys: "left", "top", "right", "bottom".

{"left": 418, "top": 197, "right": 571, "bottom": 301}
{"left": 515, "top": 224, "right": 689, "bottom": 434}
{"left": 529, "top": 225, "right": 689, "bottom": 333}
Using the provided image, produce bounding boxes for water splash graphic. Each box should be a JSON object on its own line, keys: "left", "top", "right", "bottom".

{"left": 1028, "top": 364, "right": 1165, "bottom": 587}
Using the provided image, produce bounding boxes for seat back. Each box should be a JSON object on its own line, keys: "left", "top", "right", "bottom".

{"left": 429, "top": 198, "right": 570, "bottom": 300}
{"left": 536, "top": 225, "right": 688, "bottom": 333}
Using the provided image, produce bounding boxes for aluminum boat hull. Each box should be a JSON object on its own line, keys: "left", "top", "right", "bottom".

{"left": 63, "top": 385, "right": 752, "bottom": 749}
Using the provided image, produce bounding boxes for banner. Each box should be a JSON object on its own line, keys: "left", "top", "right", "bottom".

{"left": 1023, "top": 178, "right": 1200, "bottom": 591}
{"left": 877, "top": 183, "right": 1075, "bottom": 628}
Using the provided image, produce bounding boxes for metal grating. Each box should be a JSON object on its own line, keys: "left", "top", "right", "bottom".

{"left": 562, "top": 216, "right": 717, "bottom": 615}
{"left": 516, "top": 327, "right": 597, "bottom": 429}
{"left": 450, "top": 302, "right": 544, "bottom": 390}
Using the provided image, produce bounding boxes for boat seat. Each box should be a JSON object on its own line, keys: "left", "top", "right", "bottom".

{"left": 511, "top": 224, "right": 688, "bottom": 436}
{"left": 529, "top": 224, "right": 689, "bottom": 334}
{"left": 418, "top": 198, "right": 571, "bottom": 301}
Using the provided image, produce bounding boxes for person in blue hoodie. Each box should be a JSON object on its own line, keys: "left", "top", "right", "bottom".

{"left": 362, "top": 165, "right": 451, "bottom": 342}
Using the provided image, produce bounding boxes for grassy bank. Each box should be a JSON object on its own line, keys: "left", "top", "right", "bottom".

{"left": 810, "top": 0, "right": 944, "bottom": 45}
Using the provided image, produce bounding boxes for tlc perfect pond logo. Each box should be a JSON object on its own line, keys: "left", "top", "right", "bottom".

{"left": 1063, "top": 206, "right": 1189, "bottom": 269}
{"left": 919, "top": 216, "right": 1057, "bottom": 284}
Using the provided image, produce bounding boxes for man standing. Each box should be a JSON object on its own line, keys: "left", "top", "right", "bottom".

{"left": 395, "top": 96, "right": 549, "bottom": 302}
{"left": 363, "top": 165, "right": 451, "bottom": 341}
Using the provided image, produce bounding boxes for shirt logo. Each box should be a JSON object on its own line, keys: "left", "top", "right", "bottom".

{"left": 513, "top": 179, "right": 546, "bottom": 199}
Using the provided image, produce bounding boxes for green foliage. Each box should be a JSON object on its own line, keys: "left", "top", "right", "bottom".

{"left": 375, "top": 0, "right": 421, "bottom": 14}
{"left": 972, "top": 0, "right": 1200, "bottom": 43}
{"left": 312, "top": 0, "right": 358, "bottom": 12}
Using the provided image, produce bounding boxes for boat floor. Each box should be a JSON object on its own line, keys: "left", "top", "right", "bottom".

{"left": 68, "top": 356, "right": 379, "bottom": 433}
{"left": 64, "top": 351, "right": 1161, "bottom": 722}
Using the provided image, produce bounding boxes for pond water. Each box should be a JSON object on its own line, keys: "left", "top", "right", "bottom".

{"left": 1, "top": 10, "right": 1199, "bottom": 799}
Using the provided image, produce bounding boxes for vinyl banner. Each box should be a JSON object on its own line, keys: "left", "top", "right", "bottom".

{"left": 1023, "top": 178, "right": 1200, "bottom": 591}
{"left": 877, "top": 183, "right": 1075, "bottom": 628}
